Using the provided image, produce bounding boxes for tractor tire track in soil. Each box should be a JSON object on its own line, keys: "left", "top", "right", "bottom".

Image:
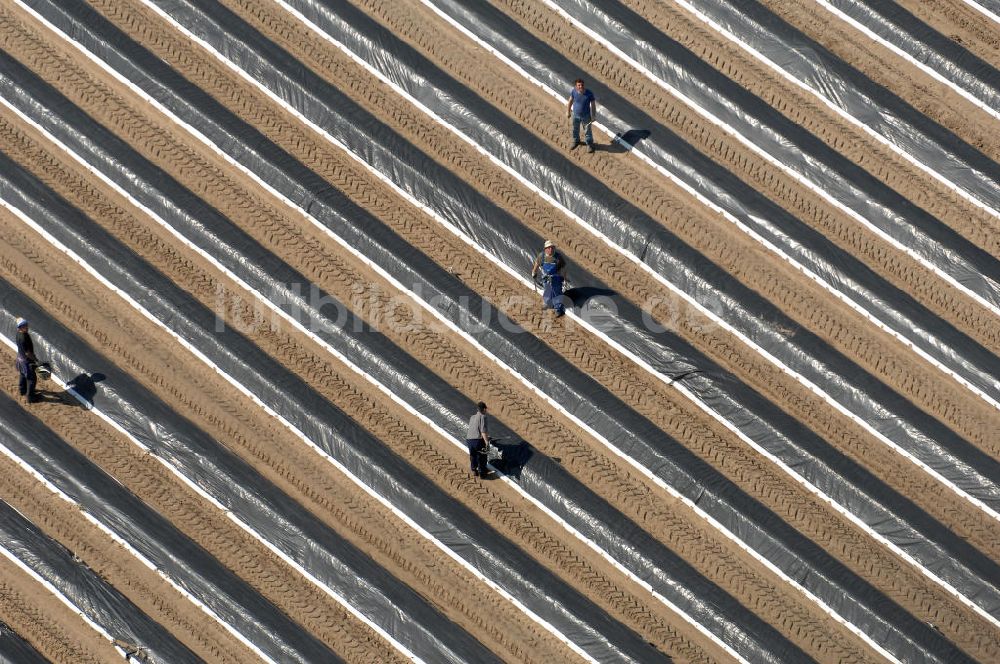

{"left": 0, "top": 617, "right": 51, "bottom": 664}
{"left": 0, "top": 0, "right": 996, "bottom": 661}
{"left": 0, "top": 346, "right": 404, "bottom": 664}
{"left": 529, "top": 0, "right": 1000, "bottom": 351}
{"left": 0, "top": 82, "right": 719, "bottom": 660}
{"left": 0, "top": 200, "right": 582, "bottom": 662}
{"left": 889, "top": 0, "right": 1000, "bottom": 69}
{"left": 326, "top": 0, "right": 1000, "bottom": 458}
{"left": 175, "top": 0, "right": 1000, "bottom": 639}
{"left": 260, "top": 0, "right": 1000, "bottom": 541}
{"left": 609, "top": 0, "right": 1000, "bottom": 261}
{"left": 0, "top": 29, "right": 872, "bottom": 664}
{"left": 0, "top": 552, "right": 119, "bottom": 664}
{"left": 0, "top": 403, "right": 259, "bottom": 664}
{"left": 0, "top": 63, "right": 780, "bottom": 664}
{"left": 751, "top": 0, "right": 1000, "bottom": 165}
{"left": 0, "top": 7, "right": 959, "bottom": 663}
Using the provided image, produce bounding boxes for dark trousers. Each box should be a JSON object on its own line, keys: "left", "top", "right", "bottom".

{"left": 467, "top": 438, "right": 487, "bottom": 474}
{"left": 542, "top": 275, "right": 565, "bottom": 314}
{"left": 18, "top": 366, "right": 36, "bottom": 401}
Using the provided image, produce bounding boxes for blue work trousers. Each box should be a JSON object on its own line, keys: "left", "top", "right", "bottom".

{"left": 543, "top": 275, "right": 565, "bottom": 315}
{"left": 572, "top": 114, "right": 594, "bottom": 145}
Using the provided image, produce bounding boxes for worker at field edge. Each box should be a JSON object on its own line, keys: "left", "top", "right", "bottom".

{"left": 531, "top": 240, "right": 567, "bottom": 317}
{"left": 466, "top": 401, "right": 492, "bottom": 478}
{"left": 15, "top": 318, "right": 38, "bottom": 403}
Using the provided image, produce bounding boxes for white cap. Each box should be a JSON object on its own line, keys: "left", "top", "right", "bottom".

{"left": 15, "top": 318, "right": 28, "bottom": 329}
{"left": 543, "top": 240, "right": 555, "bottom": 248}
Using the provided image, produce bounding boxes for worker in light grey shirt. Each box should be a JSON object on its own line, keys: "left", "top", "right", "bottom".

{"left": 465, "top": 401, "right": 491, "bottom": 478}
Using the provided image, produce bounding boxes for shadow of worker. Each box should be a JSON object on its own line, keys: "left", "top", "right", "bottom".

{"left": 563, "top": 286, "right": 616, "bottom": 308}
{"left": 65, "top": 372, "right": 106, "bottom": 409}
{"left": 563, "top": 286, "right": 622, "bottom": 334}
{"left": 602, "top": 128, "right": 651, "bottom": 153}
{"left": 488, "top": 438, "right": 534, "bottom": 482}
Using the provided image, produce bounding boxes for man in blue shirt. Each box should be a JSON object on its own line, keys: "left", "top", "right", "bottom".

{"left": 567, "top": 78, "right": 597, "bottom": 153}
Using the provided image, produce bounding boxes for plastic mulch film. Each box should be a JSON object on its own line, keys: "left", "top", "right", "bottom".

{"left": 0, "top": 60, "right": 806, "bottom": 664}
{"left": 675, "top": 0, "right": 1000, "bottom": 214}
{"left": 532, "top": 0, "right": 1000, "bottom": 395}
{"left": 0, "top": 167, "right": 659, "bottom": 663}
{"left": 127, "top": 0, "right": 1000, "bottom": 515}
{"left": 341, "top": 0, "right": 1000, "bottom": 493}
{"left": 0, "top": 616, "right": 66, "bottom": 663}
{"left": 8, "top": 1, "right": 992, "bottom": 661}
{"left": 0, "top": 489, "right": 207, "bottom": 664}
{"left": 973, "top": 0, "right": 1000, "bottom": 16}
{"left": 824, "top": 0, "right": 1000, "bottom": 112}
{"left": 0, "top": 296, "right": 502, "bottom": 662}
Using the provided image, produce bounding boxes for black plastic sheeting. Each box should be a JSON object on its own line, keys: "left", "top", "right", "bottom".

{"left": 684, "top": 0, "right": 1000, "bottom": 214}
{"left": 15, "top": 1, "right": 995, "bottom": 660}
{"left": 382, "top": 0, "right": 1000, "bottom": 499}
{"left": 0, "top": 136, "right": 664, "bottom": 664}
{"left": 248, "top": 0, "right": 1000, "bottom": 508}
{"left": 973, "top": 0, "right": 1000, "bottom": 16}
{"left": 0, "top": 622, "right": 48, "bottom": 664}
{"left": 1, "top": 298, "right": 492, "bottom": 664}
{"left": 0, "top": 255, "right": 516, "bottom": 662}
{"left": 539, "top": 0, "right": 1000, "bottom": 396}
{"left": 0, "top": 477, "right": 205, "bottom": 664}
{"left": 0, "top": 26, "right": 805, "bottom": 664}
{"left": 9, "top": 7, "right": 984, "bottom": 664}
{"left": 826, "top": 0, "right": 1000, "bottom": 112}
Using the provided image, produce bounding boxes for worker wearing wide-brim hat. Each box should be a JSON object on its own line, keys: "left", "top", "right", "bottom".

{"left": 14, "top": 318, "right": 39, "bottom": 403}
{"left": 530, "top": 240, "right": 567, "bottom": 316}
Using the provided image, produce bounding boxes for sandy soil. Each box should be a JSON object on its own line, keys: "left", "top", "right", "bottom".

{"left": 0, "top": 552, "right": 121, "bottom": 663}
{"left": 0, "top": 199, "right": 584, "bottom": 663}
{"left": 0, "top": 0, "right": 997, "bottom": 661}
{"left": 754, "top": 0, "right": 1000, "bottom": 162}
{"left": 893, "top": 0, "right": 1000, "bottom": 68}
{"left": 0, "top": 409, "right": 263, "bottom": 664}
{"left": 349, "top": 0, "right": 1000, "bottom": 454}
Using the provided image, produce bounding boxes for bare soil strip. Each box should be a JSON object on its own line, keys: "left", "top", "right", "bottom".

{"left": 891, "top": 0, "right": 1000, "bottom": 68}
{"left": 195, "top": 0, "right": 1000, "bottom": 553}
{"left": 0, "top": 346, "right": 405, "bottom": 664}
{"left": 584, "top": 0, "right": 1000, "bottom": 318}
{"left": 0, "top": 619, "right": 50, "bottom": 664}
{"left": 0, "top": 111, "right": 720, "bottom": 661}
{"left": 54, "top": 0, "right": 1000, "bottom": 653}
{"left": 752, "top": 0, "right": 1000, "bottom": 164}
{"left": 813, "top": 0, "right": 1000, "bottom": 116}
{"left": 0, "top": 91, "right": 752, "bottom": 660}
{"left": 370, "top": 0, "right": 1000, "bottom": 453}
{"left": 0, "top": 205, "right": 588, "bottom": 662}
{"left": 414, "top": 0, "right": 1000, "bottom": 420}
{"left": 0, "top": 412, "right": 261, "bottom": 664}
{"left": 0, "top": 0, "right": 997, "bottom": 661}
{"left": 0, "top": 550, "right": 118, "bottom": 664}
{"left": 219, "top": 0, "right": 1000, "bottom": 600}
{"left": 0, "top": 29, "right": 891, "bottom": 664}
